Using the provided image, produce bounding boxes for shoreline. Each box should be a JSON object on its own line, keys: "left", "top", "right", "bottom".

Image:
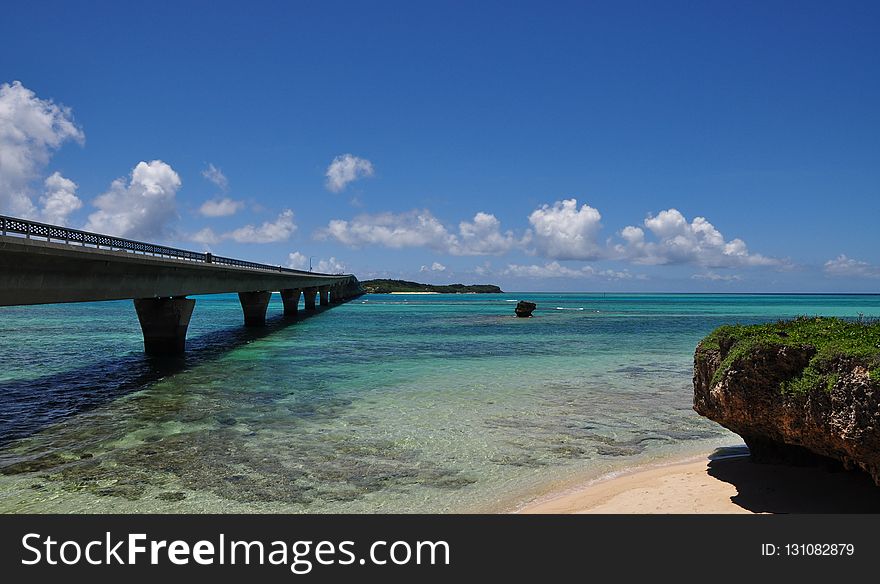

{"left": 517, "top": 449, "right": 751, "bottom": 514}
{"left": 516, "top": 445, "right": 880, "bottom": 514}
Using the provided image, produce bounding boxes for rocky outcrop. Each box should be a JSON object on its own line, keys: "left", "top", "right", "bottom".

{"left": 515, "top": 301, "right": 536, "bottom": 318}
{"left": 694, "top": 338, "right": 880, "bottom": 485}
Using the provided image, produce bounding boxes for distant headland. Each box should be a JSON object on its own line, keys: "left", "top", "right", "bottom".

{"left": 361, "top": 279, "right": 503, "bottom": 294}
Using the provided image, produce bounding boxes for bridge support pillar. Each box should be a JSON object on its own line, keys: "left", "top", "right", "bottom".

{"left": 280, "top": 288, "right": 301, "bottom": 318}
{"left": 133, "top": 297, "right": 196, "bottom": 356}
{"left": 319, "top": 286, "right": 330, "bottom": 306}
{"left": 238, "top": 291, "right": 272, "bottom": 326}
{"left": 331, "top": 284, "right": 344, "bottom": 303}
{"left": 303, "top": 287, "right": 317, "bottom": 311}
{"left": 344, "top": 281, "right": 361, "bottom": 299}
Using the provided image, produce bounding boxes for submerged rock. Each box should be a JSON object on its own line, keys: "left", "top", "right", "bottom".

{"left": 693, "top": 317, "right": 880, "bottom": 485}
{"left": 515, "top": 301, "right": 536, "bottom": 318}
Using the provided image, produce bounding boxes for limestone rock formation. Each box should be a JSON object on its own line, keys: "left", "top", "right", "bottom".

{"left": 693, "top": 318, "right": 880, "bottom": 485}
{"left": 515, "top": 300, "right": 536, "bottom": 318}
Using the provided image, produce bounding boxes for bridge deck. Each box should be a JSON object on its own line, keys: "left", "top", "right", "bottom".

{"left": 0, "top": 216, "right": 362, "bottom": 354}
{"left": 0, "top": 234, "right": 354, "bottom": 306}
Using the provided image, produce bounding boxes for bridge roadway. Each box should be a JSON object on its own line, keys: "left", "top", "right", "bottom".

{"left": 0, "top": 216, "right": 363, "bottom": 355}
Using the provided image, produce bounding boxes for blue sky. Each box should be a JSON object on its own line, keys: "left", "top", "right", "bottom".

{"left": 1, "top": 0, "right": 878, "bottom": 291}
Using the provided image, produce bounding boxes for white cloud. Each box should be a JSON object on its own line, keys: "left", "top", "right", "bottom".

{"left": 452, "top": 212, "right": 518, "bottom": 255}
{"left": 226, "top": 209, "right": 296, "bottom": 243}
{"left": 190, "top": 210, "right": 297, "bottom": 245}
{"left": 316, "top": 258, "right": 346, "bottom": 273}
{"left": 190, "top": 227, "right": 220, "bottom": 246}
{"left": 527, "top": 199, "right": 603, "bottom": 260}
{"left": 319, "top": 209, "right": 518, "bottom": 256}
{"left": 614, "top": 209, "right": 780, "bottom": 268}
{"left": 287, "top": 251, "right": 309, "bottom": 269}
{"left": 199, "top": 197, "right": 244, "bottom": 217}
{"left": 201, "top": 163, "right": 228, "bottom": 191}
{"left": 325, "top": 154, "right": 374, "bottom": 193}
{"left": 502, "top": 262, "right": 635, "bottom": 280}
{"left": 319, "top": 201, "right": 781, "bottom": 273}
{"left": 823, "top": 255, "right": 880, "bottom": 278}
{"left": 320, "top": 209, "right": 452, "bottom": 249}
{"left": 691, "top": 272, "right": 742, "bottom": 282}
{"left": 0, "top": 81, "right": 84, "bottom": 218}
{"left": 473, "top": 261, "right": 492, "bottom": 276}
{"left": 420, "top": 261, "right": 447, "bottom": 272}
{"left": 503, "top": 262, "right": 583, "bottom": 278}
{"left": 287, "top": 251, "right": 346, "bottom": 273}
{"left": 40, "top": 171, "right": 82, "bottom": 225}
{"left": 85, "top": 160, "right": 181, "bottom": 239}
{"left": 39, "top": 172, "right": 82, "bottom": 225}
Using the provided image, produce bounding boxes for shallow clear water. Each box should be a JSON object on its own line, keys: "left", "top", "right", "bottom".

{"left": 1, "top": 293, "right": 878, "bottom": 513}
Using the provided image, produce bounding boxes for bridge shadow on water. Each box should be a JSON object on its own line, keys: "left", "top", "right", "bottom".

{"left": 0, "top": 303, "right": 345, "bottom": 449}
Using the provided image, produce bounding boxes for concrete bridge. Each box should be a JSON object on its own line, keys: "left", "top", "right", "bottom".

{"left": 0, "top": 215, "right": 363, "bottom": 355}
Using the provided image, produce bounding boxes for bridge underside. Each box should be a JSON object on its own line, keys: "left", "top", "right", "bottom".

{"left": 1, "top": 235, "right": 363, "bottom": 354}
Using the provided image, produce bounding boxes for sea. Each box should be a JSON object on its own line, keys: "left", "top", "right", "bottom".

{"left": 1, "top": 293, "right": 878, "bottom": 513}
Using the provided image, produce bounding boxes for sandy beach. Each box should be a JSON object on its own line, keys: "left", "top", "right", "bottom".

{"left": 519, "top": 446, "right": 880, "bottom": 514}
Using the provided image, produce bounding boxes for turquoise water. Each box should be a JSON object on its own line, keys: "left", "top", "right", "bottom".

{"left": 1, "top": 293, "right": 879, "bottom": 513}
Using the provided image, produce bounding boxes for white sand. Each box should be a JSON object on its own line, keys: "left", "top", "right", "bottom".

{"left": 518, "top": 452, "right": 880, "bottom": 514}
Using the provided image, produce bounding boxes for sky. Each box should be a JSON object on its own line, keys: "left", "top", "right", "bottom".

{"left": 1, "top": 0, "right": 878, "bottom": 292}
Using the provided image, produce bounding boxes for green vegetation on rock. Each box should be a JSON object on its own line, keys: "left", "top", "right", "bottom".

{"left": 700, "top": 316, "right": 880, "bottom": 393}
{"left": 361, "top": 279, "right": 503, "bottom": 294}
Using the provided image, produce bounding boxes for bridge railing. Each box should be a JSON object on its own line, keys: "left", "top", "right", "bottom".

{"left": 0, "top": 215, "right": 346, "bottom": 276}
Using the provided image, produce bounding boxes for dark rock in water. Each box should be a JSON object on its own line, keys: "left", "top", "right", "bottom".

{"left": 515, "top": 300, "right": 536, "bottom": 318}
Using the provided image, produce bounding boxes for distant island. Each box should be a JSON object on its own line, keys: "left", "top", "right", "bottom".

{"left": 361, "top": 279, "right": 504, "bottom": 294}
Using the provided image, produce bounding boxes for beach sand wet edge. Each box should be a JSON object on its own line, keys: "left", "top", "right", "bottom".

{"left": 517, "top": 445, "right": 880, "bottom": 514}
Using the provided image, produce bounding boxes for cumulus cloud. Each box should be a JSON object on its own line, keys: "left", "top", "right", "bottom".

{"left": 226, "top": 209, "right": 296, "bottom": 243}
{"left": 199, "top": 197, "right": 244, "bottom": 217}
{"left": 502, "top": 262, "right": 636, "bottom": 280}
{"left": 452, "top": 212, "right": 518, "bottom": 255}
{"left": 39, "top": 172, "right": 82, "bottom": 225}
{"left": 527, "top": 199, "right": 603, "bottom": 260}
{"left": 420, "top": 262, "right": 447, "bottom": 272}
{"left": 319, "top": 209, "right": 519, "bottom": 256}
{"left": 0, "top": 81, "right": 84, "bottom": 217}
{"left": 201, "top": 163, "right": 228, "bottom": 191}
{"left": 823, "top": 255, "right": 880, "bottom": 278}
{"left": 320, "top": 200, "right": 781, "bottom": 275}
{"left": 287, "top": 250, "right": 346, "bottom": 273}
{"left": 287, "top": 251, "right": 309, "bottom": 269}
{"left": 316, "top": 257, "right": 347, "bottom": 273}
{"left": 189, "top": 210, "right": 297, "bottom": 245}
{"left": 85, "top": 160, "right": 181, "bottom": 239}
{"left": 320, "top": 209, "right": 452, "bottom": 250}
{"left": 614, "top": 209, "right": 780, "bottom": 268}
{"left": 325, "top": 154, "right": 374, "bottom": 193}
